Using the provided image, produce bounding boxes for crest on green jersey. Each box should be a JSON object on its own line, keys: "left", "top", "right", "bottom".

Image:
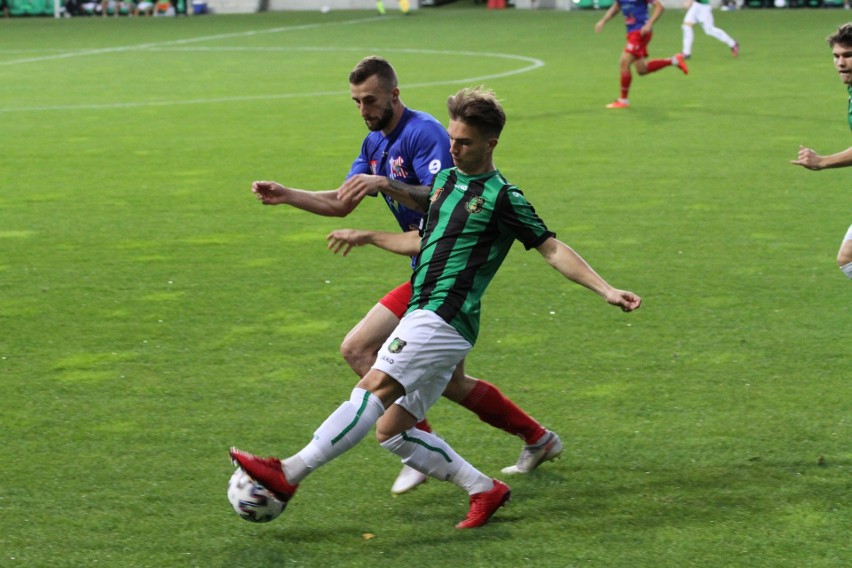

{"left": 465, "top": 196, "right": 485, "bottom": 214}
{"left": 430, "top": 188, "right": 443, "bottom": 203}
{"left": 388, "top": 337, "right": 407, "bottom": 354}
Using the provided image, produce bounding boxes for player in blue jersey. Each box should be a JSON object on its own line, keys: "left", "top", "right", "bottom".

{"left": 791, "top": 23, "right": 852, "bottom": 279}
{"left": 251, "top": 57, "right": 562, "bottom": 495}
{"left": 232, "top": 86, "right": 641, "bottom": 530}
{"left": 594, "top": 0, "right": 689, "bottom": 109}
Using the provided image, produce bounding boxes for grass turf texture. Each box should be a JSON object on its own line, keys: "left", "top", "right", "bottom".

{"left": 1, "top": 5, "right": 849, "bottom": 567}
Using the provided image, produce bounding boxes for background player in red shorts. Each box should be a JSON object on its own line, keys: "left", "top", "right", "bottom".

{"left": 594, "top": 0, "right": 689, "bottom": 109}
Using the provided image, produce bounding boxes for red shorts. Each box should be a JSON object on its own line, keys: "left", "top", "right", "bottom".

{"left": 625, "top": 30, "right": 652, "bottom": 59}
{"left": 379, "top": 280, "right": 413, "bottom": 319}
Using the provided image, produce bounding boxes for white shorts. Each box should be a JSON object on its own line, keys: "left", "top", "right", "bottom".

{"left": 844, "top": 224, "right": 852, "bottom": 242}
{"left": 684, "top": 3, "right": 713, "bottom": 27}
{"left": 372, "top": 309, "right": 472, "bottom": 421}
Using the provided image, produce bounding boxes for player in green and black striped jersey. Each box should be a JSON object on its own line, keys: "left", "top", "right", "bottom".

{"left": 329, "top": 88, "right": 642, "bottom": 344}
{"left": 231, "top": 87, "right": 642, "bottom": 531}
{"left": 407, "top": 87, "right": 641, "bottom": 346}
{"left": 409, "top": 166, "right": 553, "bottom": 345}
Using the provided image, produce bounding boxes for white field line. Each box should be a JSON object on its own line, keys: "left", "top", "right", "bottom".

{"left": 0, "top": 19, "right": 544, "bottom": 113}
{"left": 0, "top": 16, "right": 389, "bottom": 67}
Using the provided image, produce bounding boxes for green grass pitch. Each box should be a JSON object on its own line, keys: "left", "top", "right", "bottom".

{"left": 0, "top": 5, "right": 849, "bottom": 567}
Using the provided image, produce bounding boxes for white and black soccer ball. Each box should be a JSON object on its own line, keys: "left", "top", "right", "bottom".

{"left": 227, "top": 468, "right": 286, "bottom": 523}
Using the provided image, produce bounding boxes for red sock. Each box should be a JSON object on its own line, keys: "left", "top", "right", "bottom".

{"left": 414, "top": 419, "right": 432, "bottom": 433}
{"left": 645, "top": 59, "right": 672, "bottom": 73}
{"left": 620, "top": 72, "right": 632, "bottom": 100}
{"left": 460, "top": 380, "right": 546, "bottom": 445}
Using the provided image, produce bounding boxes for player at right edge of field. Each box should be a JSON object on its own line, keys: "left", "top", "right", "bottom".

{"left": 791, "top": 23, "right": 852, "bottom": 279}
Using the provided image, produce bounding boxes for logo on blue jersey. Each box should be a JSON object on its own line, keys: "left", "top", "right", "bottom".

{"left": 390, "top": 155, "right": 409, "bottom": 179}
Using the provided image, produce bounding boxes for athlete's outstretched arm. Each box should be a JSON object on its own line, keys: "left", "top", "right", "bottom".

{"left": 327, "top": 229, "right": 421, "bottom": 257}
{"left": 536, "top": 237, "right": 642, "bottom": 312}
{"left": 251, "top": 181, "right": 358, "bottom": 217}
{"left": 791, "top": 145, "right": 852, "bottom": 170}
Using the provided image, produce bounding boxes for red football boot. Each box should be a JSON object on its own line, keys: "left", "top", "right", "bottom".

{"left": 455, "top": 479, "right": 511, "bottom": 529}
{"left": 229, "top": 447, "right": 299, "bottom": 503}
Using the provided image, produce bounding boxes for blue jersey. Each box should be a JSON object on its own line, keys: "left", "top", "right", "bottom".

{"left": 347, "top": 108, "right": 451, "bottom": 234}
{"left": 619, "top": 0, "right": 652, "bottom": 33}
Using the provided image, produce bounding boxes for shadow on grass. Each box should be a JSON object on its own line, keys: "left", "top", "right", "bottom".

{"left": 217, "top": 456, "right": 848, "bottom": 566}
{"left": 512, "top": 456, "right": 849, "bottom": 531}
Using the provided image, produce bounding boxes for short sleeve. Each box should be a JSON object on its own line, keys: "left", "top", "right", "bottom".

{"left": 497, "top": 187, "right": 555, "bottom": 250}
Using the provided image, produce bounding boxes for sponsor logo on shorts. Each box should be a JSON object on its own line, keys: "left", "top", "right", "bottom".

{"left": 388, "top": 337, "right": 407, "bottom": 354}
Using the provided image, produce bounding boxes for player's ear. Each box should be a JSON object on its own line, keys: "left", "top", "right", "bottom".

{"left": 391, "top": 87, "right": 400, "bottom": 102}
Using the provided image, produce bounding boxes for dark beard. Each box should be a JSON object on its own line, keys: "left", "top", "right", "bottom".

{"left": 368, "top": 104, "right": 395, "bottom": 132}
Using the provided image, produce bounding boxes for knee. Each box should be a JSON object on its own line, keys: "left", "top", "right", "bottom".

{"left": 838, "top": 240, "right": 852, "bottom": 267}
{"left": 339, "top": 337, "right": 374, "bottom": 377}
{"left": 356, "top": 371, "right": 404, "bottom": 409}
{"left": 442, "top": 374, "right": 477, "bottom": 403}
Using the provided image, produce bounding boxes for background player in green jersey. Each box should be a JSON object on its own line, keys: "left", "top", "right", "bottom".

{"left": 231, "top": 86, "right": 641, "bottom": 530}
{"left": 791, "top": 23, "right": 852, "bottom": 279}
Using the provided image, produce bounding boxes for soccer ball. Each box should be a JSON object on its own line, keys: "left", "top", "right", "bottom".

{"left": 227, "top": 468, "right": 286, "bottom": 523}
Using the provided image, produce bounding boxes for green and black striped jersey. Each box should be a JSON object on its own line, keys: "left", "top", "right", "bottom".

{"left": 408, "top": 167, "right": 555, "bottom": 345}
{"left": 847, "top": 85, "right": 852, "bottom": 131}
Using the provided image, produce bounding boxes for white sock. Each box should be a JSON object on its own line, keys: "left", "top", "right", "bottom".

{"left": 841, "top": 261, "right": 852, "bottom": 279}
{"left": 295, "top": 387, "right": 384, "bottom": 481}
{"left": 451, "top": 462, "right": 494, "bottom": 495}
{"left": 682, "top": 25, "right": 694, "bottom": 55}
{"left": 381, "top": 430, "right": 493, "bottom": 495}
{"left": 282, "top": 455, "right": 309, "bottom": 484}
